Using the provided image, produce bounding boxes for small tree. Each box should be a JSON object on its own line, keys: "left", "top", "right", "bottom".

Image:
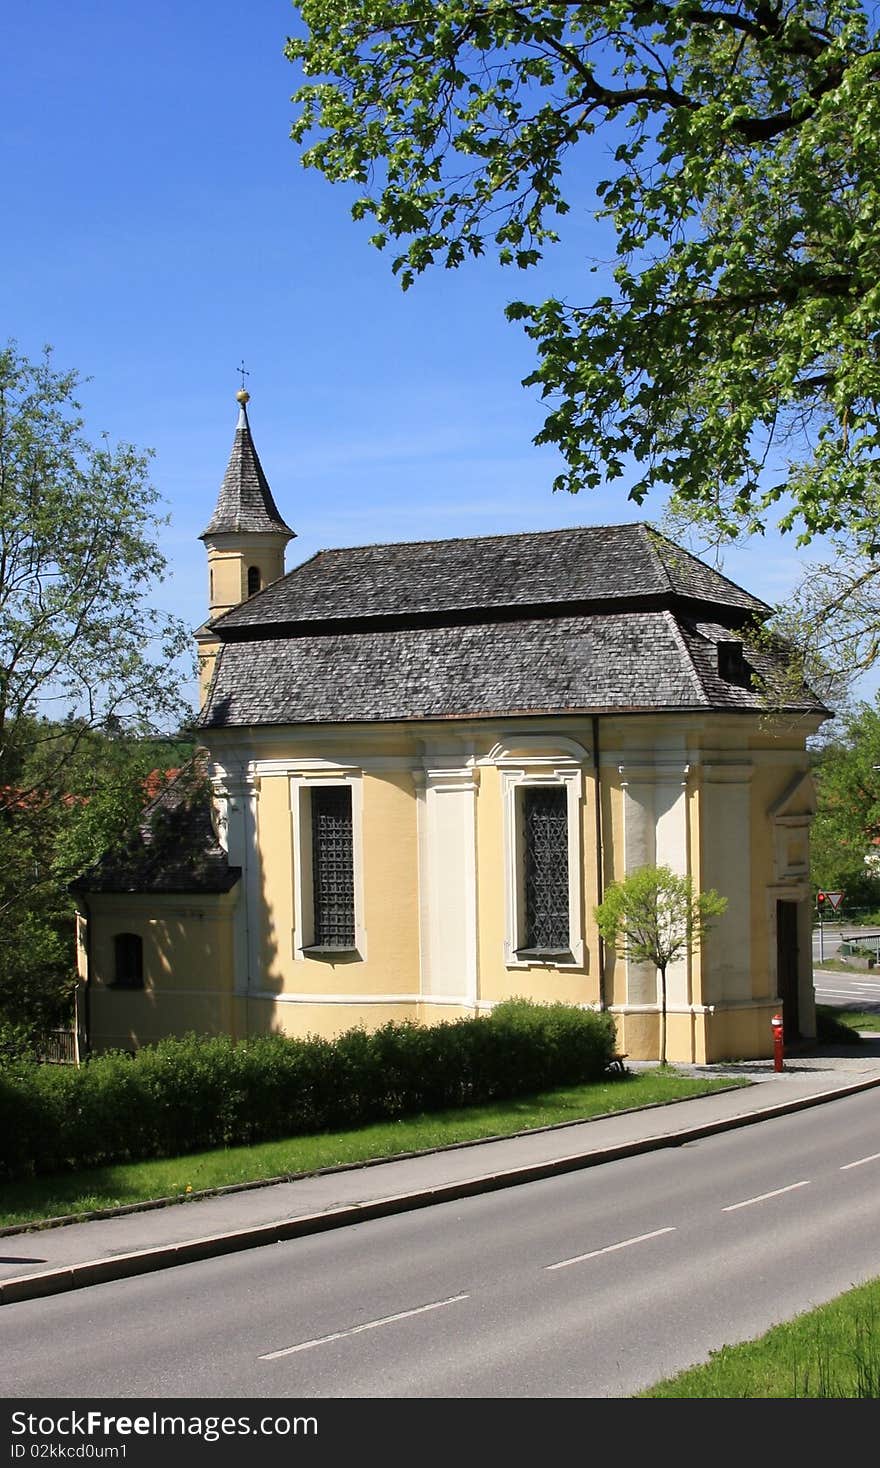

{"left": 595, "top": 866, "right": 727, "bottom": 1066}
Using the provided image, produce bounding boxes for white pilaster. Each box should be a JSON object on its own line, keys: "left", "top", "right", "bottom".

{"left": 418, "top": 764, "right": 479, "bottom": 1003}
{"left": 701, "top": 763, "right": 753, "bottom": 1003}
{"left": 212, "top": 768, "right": 260, "bottom": 995}
{"left": 618, "top": 760, "right": 691, "bottom": 1007}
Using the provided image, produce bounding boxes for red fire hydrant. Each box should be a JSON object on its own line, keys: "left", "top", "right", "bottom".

{"left": 771, "top": 1012, "right": 784, "bottom": 1073}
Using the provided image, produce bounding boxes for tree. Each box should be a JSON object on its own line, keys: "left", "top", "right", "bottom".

{"left": 287, "top": 2, "right": 880, "bottom": 677}
{"left": 594, "top": 864, "right": 727, "bottom": 1064}
{"left": 809, "top": 695, "right": 880, "bottom": 909}
{"left": 0, "top": 344, "right": 194, "bottom": 1037}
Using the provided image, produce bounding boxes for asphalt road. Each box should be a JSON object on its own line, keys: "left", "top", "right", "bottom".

{"left": 5, "top": 1088, "right": 880, "bottom": 1399}
{"left": 814, "top": 968, "right": 880, "bottom": 1008}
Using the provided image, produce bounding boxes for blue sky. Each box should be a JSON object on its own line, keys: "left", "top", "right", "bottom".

{"left": 3, "top": 1, "right": 872, "bottom": 718}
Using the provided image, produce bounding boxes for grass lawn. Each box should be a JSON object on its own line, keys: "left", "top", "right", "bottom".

{"left": 833, "top": 1009, "right": 880, "bottom": 1033}
{"left": 639, "top": 1279, "right": 880, "bottom": 1397}
{"left": 0, "top": 1068, "right": 747, "bottom": 1230}
{"left": 816, "top": 1002, "right": 880, "bottom": 1035}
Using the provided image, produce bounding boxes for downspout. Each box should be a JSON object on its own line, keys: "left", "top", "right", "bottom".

{"left": 592, "top": 714, "right": 605, "bottom": 1010}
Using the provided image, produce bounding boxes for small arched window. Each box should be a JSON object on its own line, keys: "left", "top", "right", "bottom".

{"left": 113, "top": 933, "right": 144, "bottom": 989}
{"left": 247, "top": 565, "right": 261, "bottom": 596}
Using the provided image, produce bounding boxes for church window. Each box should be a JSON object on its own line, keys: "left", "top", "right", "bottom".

{"left": 113, "top": 933, "right": 144, "bottom": 989}
{"left": 247, "top": 565, "right": 261, "bottom": 596}
{"left": 311, "top": 786, "right": 356, "bottom": 947}
{"left": 292, "top": 774, "right": 363, "bottom": 959}
{"left": 521, "top": 786, "right": 569, "bottom": 951}
{"left": 499, "top": 758, "right": 584, "bottom": 968}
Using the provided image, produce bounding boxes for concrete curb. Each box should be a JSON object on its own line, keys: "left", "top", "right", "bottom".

{"left": 4, "top": 1074, "right": 879, "bottom": 1307}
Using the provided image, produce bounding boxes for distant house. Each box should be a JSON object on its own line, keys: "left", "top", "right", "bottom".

{"left": 72, "top": 392, "right": 828, "bottom": 1061}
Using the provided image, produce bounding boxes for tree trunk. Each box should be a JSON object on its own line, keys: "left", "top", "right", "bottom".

{"left": 659, "top": 963, "right": 668, "bottom": 1067}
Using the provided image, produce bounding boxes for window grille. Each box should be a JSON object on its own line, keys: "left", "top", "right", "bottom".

{"left": 113, "top": 933, "right": 144, "bottom": 989}
{"left": 522, "top": 786, "right": 569, "bottom": 951}
{"left": 311, "top": 786, "right": 355, "bottom": 947}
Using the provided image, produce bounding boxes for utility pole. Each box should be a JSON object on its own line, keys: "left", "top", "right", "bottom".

{"left": 817, "top": 891, "right": 826, "bottom": 963}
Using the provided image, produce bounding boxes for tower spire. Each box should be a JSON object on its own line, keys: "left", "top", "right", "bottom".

{"left": 199, "top": 386, "right": 295, "bottom": 624}
{"left": 200, "top": 386, "right": 295, "bottom": 542}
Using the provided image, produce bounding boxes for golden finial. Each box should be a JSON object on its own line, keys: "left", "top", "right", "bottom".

{"left": 236, "top": 359, "right": 250, "bottom": 404}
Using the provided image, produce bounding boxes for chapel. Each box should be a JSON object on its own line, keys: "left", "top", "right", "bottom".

{"left": 73, "top": 391, "right": 828, "bottom": 1062}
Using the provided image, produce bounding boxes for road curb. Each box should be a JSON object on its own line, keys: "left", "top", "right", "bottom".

{"left": 4, "top": 1076, "right": 879, "bottom": 1307}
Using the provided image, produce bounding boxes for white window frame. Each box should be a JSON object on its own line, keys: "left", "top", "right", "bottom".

{"left": 501, "top": 766, "right": 584, "bottom": 968}
{"left": 290, "top": 772, "right": 365, "bottom": 961}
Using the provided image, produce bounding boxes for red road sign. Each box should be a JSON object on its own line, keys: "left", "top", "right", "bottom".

{"left": 825, "top": 890, "right": 845, "bottom": 910}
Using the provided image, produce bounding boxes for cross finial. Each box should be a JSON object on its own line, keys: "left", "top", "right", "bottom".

{"left": 236, "top": 359, "right": 251, "bottom": 406}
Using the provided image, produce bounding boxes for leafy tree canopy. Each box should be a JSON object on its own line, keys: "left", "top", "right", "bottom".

{"left": 288, "top": 2, "right": 879, "bottom": 609}
{"left": 595, "top": 863, "right": 727, "bottom": 971}
{"left": 810, "top": 695, "right": 880, "bottom": 906}
{"left": 0, "top": 344, "right": 196, "bottom": 1038}
{"left": 595, "top": 863, "right": 726, "bottom": 1061}
{"left": 0, "top": 343, "right": 193, "bottom": 774}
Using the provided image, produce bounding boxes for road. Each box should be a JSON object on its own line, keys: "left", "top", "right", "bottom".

{"left": 812, "top": 922, "right": 880, "bottom": 1009}
{"left": 812, "top": 921, "right": 880, "bottom": 966}
{"left": 5, "top": 1088, "right": 880, "bottom": 1399}
{"left": 814, "top": 968, "right": 880, "bottom": 1008}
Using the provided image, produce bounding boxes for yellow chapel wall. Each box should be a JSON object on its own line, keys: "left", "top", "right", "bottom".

{"left": 82, "top": 891, "right": 238, "bottom": 1054}
{"left": 81, "top": 712, "right": 820, "bottom": 1062}
{"left": 245, "top": 762, "right": 422, "bottom": 1040}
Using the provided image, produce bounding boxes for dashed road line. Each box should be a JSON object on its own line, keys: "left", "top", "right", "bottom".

{"left": 546, "top": 1227, "right": 676, "bottom": 1271}
{"left": 259, "top": 1292, "right": 470, "bottom": 1359}
{"left": 722, "top": 1181, "right": 810, "bottom": 1212}
{"left": 840, "top": 1152, "right": 880, "bottom": 1171}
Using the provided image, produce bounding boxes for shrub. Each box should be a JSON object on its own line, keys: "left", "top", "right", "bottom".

{"left": 0, "top": 999, "right": 618, "bottom": 1180}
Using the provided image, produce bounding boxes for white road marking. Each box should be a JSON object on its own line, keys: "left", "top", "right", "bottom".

{"left": 546, "top": 1227, "right": 675, "bottom": 1271}
{"left": 815, "top": 991, "right": 880, "bottom": 1001}
{"left": 816, "top": 984, "right": 880, "bottom": 994}
{"left": 259, "top": 1293, "right": 470, "bottom": 1359}
{"left": 840, "top": 1152, "right": 880, "bottom": 1171}
{"left": 722, "top": 1181, "right": 810, "bottom": 1212}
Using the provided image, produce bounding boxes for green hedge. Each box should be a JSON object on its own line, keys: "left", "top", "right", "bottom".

{"left": 0, "top": 999, "right": 618, "bottom": 1180}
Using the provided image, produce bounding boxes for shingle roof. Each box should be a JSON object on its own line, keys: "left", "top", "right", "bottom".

{"left": 199, "top": 611, "right": 825, "bottom": 728}
{"left": 195, "top": 521, "right": 828, "bottom": 728}
{"left": 70, "top": 761, "right": 240, "bottom": 895}
{"left": 200, "top": 403, "right": 295, "bottom": 540}
{"left": 212, "top": 522, "right": 767, "bottom": 632}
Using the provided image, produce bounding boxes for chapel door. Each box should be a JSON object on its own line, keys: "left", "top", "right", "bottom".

{"left": 776, "top": 899, "right": 801, "bottom": 1042}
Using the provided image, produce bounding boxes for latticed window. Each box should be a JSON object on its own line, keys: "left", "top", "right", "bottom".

{"left": 247, "top": 565, "right": 261, "bottom": 596}
{"left": 522, "top": 786, "right": 569, "bottom": 951}
{"left": 311, "top": 786, "right": 356, "bottom": 947}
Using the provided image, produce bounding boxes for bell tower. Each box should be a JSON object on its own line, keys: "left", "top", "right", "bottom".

{"left": 195, "top": 387, "right": 296, "bottom": 702}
